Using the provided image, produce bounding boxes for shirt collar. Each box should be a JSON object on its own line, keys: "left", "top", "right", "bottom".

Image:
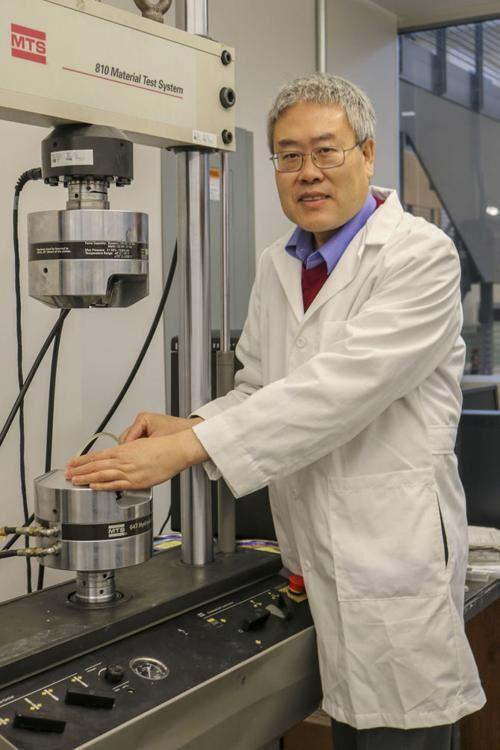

{"left": 285, "top": 191, "right": 377, "bottom": 275}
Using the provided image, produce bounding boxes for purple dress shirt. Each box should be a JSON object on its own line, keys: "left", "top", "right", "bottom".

{"left": 285, "top": 192, "right": 377, "bottom": 275}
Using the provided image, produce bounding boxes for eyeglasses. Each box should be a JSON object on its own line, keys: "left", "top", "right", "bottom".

{"left": 270, "top": 142, "right": 363, "bottom": 173}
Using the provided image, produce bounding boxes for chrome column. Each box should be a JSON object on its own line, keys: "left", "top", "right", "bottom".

{"left": 177, "top": 0, "right": 213, "bottom": 565}
{"left": 217, "top": 152, "right": 236, "bottom": 553}
{"left": 316, "top": 0, "right": 326, "bottom": 73}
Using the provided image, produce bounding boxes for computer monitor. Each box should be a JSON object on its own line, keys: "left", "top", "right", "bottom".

{"left": 461, "top": 384, "right": 498, "bottom": 411}
{"left": 456, "top": 410, "right": 500, "bottom": 528}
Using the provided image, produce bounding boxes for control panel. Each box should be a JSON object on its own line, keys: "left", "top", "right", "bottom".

{"left": 0, "top": 575, "right": 312, "bottom": 749}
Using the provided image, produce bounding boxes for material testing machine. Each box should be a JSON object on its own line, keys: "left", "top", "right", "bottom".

{"left": 0, "top": 1, "right": 321, "bottom": 748}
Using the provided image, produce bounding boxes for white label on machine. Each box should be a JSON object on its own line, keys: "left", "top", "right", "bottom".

{"left": 192, "top": 129, "right": 217, "bottom": 148}
{"left": 209, "top": 167, "right": 220, "bottom": 201}
{"left": 51, "top": 149, "right": 94, "bottom": 167}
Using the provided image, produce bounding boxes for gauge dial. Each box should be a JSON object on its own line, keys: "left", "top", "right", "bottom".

{"left": 129, "top": 657, "right": 170, "bottom": 681}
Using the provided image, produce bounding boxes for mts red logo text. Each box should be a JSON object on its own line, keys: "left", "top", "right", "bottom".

{"left": 11, "top": 24, "right": 46, "bottom": 65}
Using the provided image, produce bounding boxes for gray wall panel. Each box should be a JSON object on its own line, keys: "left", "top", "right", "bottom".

{"left": 400, "top": 81, "right": 500, "bottom": 282}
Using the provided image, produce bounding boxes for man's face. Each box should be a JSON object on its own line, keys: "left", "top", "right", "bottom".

{"left": 273, "top": 101, "right": 375, "bottom": 248}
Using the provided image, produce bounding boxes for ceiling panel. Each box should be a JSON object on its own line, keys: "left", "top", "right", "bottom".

{"left": 371, "top": 0, "right": 500, "bottom": 31}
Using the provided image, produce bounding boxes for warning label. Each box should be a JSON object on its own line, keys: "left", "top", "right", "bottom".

{"left": 29, "top": 241, "right": 148, "bottom": 261}
{"left": 59, "top": 514, "right": 153, "bottom": 542}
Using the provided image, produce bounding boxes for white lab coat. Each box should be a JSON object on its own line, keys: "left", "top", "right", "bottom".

{"left": 193, "top": 187, "right": 485, "bottom": 729}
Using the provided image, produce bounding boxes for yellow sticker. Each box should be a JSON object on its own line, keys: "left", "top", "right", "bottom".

{"left": 155, "top": 540, "right": 182, "bottom": 550}
{"left": 250, "top": 546, "right": 280, "bottom": 554}
{"left": 278, "top": 585, "right": 307, "bottom": 603}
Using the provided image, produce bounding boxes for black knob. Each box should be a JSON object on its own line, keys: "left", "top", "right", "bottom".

{"left": 222, "top": 129, "right": 233, "bottom": 145}
{"left": 219, "top": 87, "right": 236, "bottom": 109}
{"left": 277, "top": 592, "right": 294, "bottom": 621}
{"left": 13, "top": 713, "right": 66, "bottom": 733}
{"left": 221, "top": 49, "right": 232, "bottom": 65}
{"left": 241, "top": 608, "right": 270, "bottom": 632}
{"left": 104, "top": 664, "right": 125, "bottom": 684}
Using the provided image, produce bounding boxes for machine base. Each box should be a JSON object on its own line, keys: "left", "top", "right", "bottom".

{"left": 0, "top": 548, "right": 281, "bottom": 690}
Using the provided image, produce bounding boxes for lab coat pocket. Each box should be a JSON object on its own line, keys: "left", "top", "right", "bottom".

{"left": 328, "top": 468, "right": 447, "bottom": 602}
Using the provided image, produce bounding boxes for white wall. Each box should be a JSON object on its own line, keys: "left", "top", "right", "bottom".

{"left": 326, "top": 0, "right": 399, "bottom": 189}
{"left": 208, "top": 0, "right": 316, "bottom": 255}
{"left": 209, "top": 0, "right": 399, "bottom": 256}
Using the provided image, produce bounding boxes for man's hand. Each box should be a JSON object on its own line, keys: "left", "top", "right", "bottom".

{"left": 65, "top": 429, "right": 208, "bottom": 491}
{"left": 119, "top": 412, "right": 204, "bottom": 443}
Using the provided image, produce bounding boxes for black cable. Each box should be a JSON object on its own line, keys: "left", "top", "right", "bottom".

{"left": 0, "top": 550, "right": 18, "bottom": 560}
{"left": 82, "top": 242, "right": 178, "bottom": 454}
{"left": 44, "top": 311, "right": 66, "bottom": 474}
{"left": 1, "top": 520, "right": 33, "bottom": 552}
{"left": 83, "top": 243, "right": 178, "bottom": 536}
{"left": 158, "top": 506, "right": 172, "bottom": 536}
{"left": 36, "top": 564, "right": 43, "bottom": 592}
{"left": 0, "top": 311, "right": 69, "bottom": 554}
{"left": 37, "top": 310, "right": 68, "bottom": 591}
{"left": 0, "top": 310, "right": 70, "bottom": 451}
{"left": 13, "top": 168, "right": 42, "bottom": 592}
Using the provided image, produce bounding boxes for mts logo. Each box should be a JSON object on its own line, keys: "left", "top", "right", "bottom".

{"left": 11, "top": 23, "right": 47, "bottom": 65}
{"left": 108, "top": 523, "right": 126, "bottom": 538}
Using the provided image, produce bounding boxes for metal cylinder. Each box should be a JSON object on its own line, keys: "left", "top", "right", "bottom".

{"left": 75, "top": 571, "right": 116, "bottom": 605}
{"left": 66, "top": 179, "right": 110, "bottom": 210}
{"left": 177, "top": 153, "right": 213, "bottom": 565}
{"left": 316, "top": 0, "right": 326, "bottom": 74}
{"left": 41, "top": 125, "right": 134, "bottom": 187}
{"left": 216, "top": 350, "right": 236, "bottom": 554}
{"left": 216, "top": 151, "right": 236, "bottom": 553}
{"left": 220, "top": 151, "right": 230, "bottom": 353}
{"left": 34, "top": 470, "right": 153, "bottom": 572}
{"left": 176, "top": 0, "right": 213, "bottom": 566}
{"left": 28, "top": 209, "right": 149, "bottom": 308}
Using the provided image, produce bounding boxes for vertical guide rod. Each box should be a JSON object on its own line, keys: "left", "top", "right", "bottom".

{"left": 217, "top": 151, "right": 236, "bottom": 553}
{"left": 220, "top": 151, "right": 230, "bottom": 354}
{"left": 177, "top": 0, "right": 213, "bottom": 565}
{"left": 316, "top": 0, "right": 326, "bottom": 73}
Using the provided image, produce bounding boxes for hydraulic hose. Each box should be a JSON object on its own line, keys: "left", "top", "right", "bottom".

{"left": 0, "top": 310, "right": 70, "bottom": 451}
{"left": 0, "top": 312, "right": 69, "bottom": 554}
{"left": 13, "top": 168, "right": 42, "bottom": 592}
{"left": 83, "top": 242, "right": 178, "bottom": 454}
{"left": 38, "top": 310, "right": 68, "bottom": 591}
{"left": 0, "top": 545, "right": 60, "bottom": 560}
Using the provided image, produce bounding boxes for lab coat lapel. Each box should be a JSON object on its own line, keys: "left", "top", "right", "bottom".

{"left": 303, "top": 231, "right": 366, "bottom": 319}
{"left": 269, "top": 189, "right": 404, "bottom": 323}
{"left": 304, "top": 188, "right": 404, "bottom": 319}
{"left": 270, "top": 247, "right": 304, "bottom": 323}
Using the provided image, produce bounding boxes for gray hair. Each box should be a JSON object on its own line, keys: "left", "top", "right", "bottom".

{"left": 267, "top": 73, "right": 376, "bottom": 152}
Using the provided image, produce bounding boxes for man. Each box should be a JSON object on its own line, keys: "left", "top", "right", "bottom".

{"left": 67, "top": 74, "right": 485, "bottom": 748}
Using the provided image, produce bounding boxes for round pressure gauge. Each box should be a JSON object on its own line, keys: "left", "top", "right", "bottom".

{"left": 129, "top": 657, "right": 170, "bottom": 681}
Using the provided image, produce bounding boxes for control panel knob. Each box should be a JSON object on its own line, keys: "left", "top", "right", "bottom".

{"left": 241, "top": 608, "right": 270, "bottom": 632}
{"left": 104, "top": 664, "right": 125, "bottom": 685}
